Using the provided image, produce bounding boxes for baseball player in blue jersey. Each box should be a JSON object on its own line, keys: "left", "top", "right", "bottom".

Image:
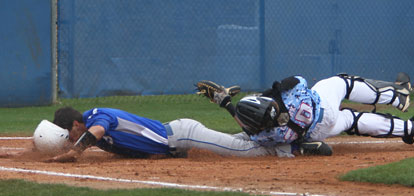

{"left": 197, "top": 72, "right": 413, "bottom": 155}
{"left": 44, "top": 106, "right": 298, "bottom": 162}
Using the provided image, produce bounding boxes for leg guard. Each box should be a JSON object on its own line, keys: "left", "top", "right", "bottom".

{"left": 342, "top": 108, "right": 398, "bottom": 137}
{"left": 342, "top": 108, "right": 372, "bottom": 137}
{"left": 337, "top": 73, "right": 411, "bottom": 112}
{"left": 342, "top": 108, "right": 414, "bottom": 144}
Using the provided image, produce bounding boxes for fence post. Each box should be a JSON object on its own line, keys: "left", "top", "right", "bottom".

{"left": 51, "top": 0, "right": 58, "bottom": 103}
{"left": 259, "top": 0, "right": 266, "bottom": 89}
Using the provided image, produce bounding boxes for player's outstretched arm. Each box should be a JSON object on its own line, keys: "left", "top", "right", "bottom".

{"left": 45, "top": 125, "right": 104, "bottom": 163}
{"left": 45, "top": 149, "right": 80, "bottom": 162}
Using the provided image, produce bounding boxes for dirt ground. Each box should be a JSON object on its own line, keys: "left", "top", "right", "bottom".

{"left": 0, "top": 136, "right": 413, "bottom": 196}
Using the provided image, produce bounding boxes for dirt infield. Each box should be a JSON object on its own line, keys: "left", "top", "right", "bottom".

{"left": 0, "top": 136, "right": 413, "bottom": 196}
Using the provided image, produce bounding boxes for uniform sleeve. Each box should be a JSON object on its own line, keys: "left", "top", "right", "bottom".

{"left": 84, "top": 108, "right": 114, "bottom": 131}
{"left": 250, "top": 126, "right": 299, "bottom": 146}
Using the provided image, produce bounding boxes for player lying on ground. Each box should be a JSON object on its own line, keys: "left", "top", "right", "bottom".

{"left": 196, "top": 72, "right": 413, "bottom": 155}
{"left": 0, "top": 106, "right": 329, "bottom": 162}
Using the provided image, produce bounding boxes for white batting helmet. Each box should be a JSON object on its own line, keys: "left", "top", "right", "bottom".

{"left": 33, "top": 120, "right": 70, "bottom": 155}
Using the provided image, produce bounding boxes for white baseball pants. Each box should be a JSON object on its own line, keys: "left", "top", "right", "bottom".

{"left": 166, "top": 118, "right": 294, "bottom": 157}
{"left": 309, "top": 76, "right": 412, "bottom": 141}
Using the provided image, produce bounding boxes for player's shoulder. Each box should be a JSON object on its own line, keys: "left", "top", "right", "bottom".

{"left": 294, "top": 75, "right": 307, "bottom": 83}
{"left": 83, "top": 108, "right": 122, "bottom": 120}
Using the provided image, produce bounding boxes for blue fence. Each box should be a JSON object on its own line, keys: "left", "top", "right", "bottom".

{"left": 57, "top": 0, "right": 414, "bottom": 98}
{"left": 2, "top": 0, "right": 414, "bottom": 104}
{"left": 264, "top": 0, "right": 414, "bottom": 85}
{"left": 0, "top": 0, "right": 52, "bottom": 106}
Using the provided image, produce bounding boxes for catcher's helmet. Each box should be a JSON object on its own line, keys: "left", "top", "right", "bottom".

{"left": 33, "top": 120, "right": 70, "bottom": 155}
{"left": 235, "top": 95, "right": 279, "bottom": 134}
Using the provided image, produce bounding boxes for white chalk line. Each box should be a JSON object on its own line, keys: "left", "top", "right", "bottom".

{"left": 0, "top": 166, "right": 325, "bottom": 196}
{"left": 0, "top": 137, "right": 403, "bottom": 196}
{"left": 0, "top": 137, "right": 329, "bottom": 196}
{"left": 0, "top": 136, "right": 403, "bottom": 145}
{"left": 0, "top": 146, "right": 104, "bottom": 152}
{"left": 0, "top": 137, "right": 32, "bottom": 140}
{"left": 327, "top": 140, "right": 403, "bottom": 145}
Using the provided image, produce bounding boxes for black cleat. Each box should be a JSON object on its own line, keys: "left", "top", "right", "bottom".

{"left": 395, "top": 72, "right": 411, "bottom": 112}
{"left": 402, "top": 117, "right": 414, "bottom": 144}
{"left": 300, "top": 141, "right": 333, "bottom": 156}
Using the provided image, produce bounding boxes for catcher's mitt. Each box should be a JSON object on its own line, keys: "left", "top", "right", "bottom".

{"left": 195, "top": 80, "right": 240, "bottom": 107}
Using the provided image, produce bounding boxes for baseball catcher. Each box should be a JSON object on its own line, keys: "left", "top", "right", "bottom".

{"left": 195, "top": 80, "right": 332, "bottom": 156}
{"left": 196, "top": 72, "right": 413, "bottom": 156}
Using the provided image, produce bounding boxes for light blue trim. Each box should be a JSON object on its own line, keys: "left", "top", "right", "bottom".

{"left": 177, "top": 138, "right": 261, "bottom": 152}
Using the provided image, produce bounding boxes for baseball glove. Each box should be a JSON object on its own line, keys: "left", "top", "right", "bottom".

{"left": 195, "top": 80, "right": 240, "bottom": 107}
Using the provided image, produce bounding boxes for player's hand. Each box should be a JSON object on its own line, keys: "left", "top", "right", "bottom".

{"left": 0, "top": 151, "right": 24, "bottom": 158}
{"left": 43, "top": 150, "right": 79, "bottom": 163}
{"left": 43, "top": 157, "right": 75, "bottom": 163}
{"left": 43, "top": 155, "right": 76, "bottom": 163}
{"left": 0, "top": 152, "right": 10, "bottom": 158}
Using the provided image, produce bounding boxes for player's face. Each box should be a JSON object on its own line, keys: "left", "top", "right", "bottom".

{"left": 68, "top": 121, "right": 87, "bottom": 143}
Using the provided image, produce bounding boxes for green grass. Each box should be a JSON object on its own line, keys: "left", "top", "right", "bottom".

{"left": 0, "top": 179, "right": 250, "bottom": 196}
{"left": 0, "top": 94, "right": 244, "bottom": 136}
{"left": 2, "top": 94, "right": 412, "bottom": 136}
{"left": 340, "top": 158, "right": 414, "bottom": 187}
{"left": 1, "top": 94, "right": 414, "bottom": 192}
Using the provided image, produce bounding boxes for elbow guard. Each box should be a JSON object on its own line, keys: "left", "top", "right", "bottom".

{"left": 73, "top": 131, "right": 97, "bottom": 153}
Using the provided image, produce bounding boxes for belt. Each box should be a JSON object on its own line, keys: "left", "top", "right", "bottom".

{"left": 164, "top": 123, "right": 184, "bottom": 157}
{"left": 164, "top": 123, "right": 174, "bottom": 136}
{"left": 317, "top": 108, "right": 324, "bottom": 123}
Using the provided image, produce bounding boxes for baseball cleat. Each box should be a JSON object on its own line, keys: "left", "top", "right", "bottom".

{"left": 300, "top": 141, "right": 333, "bottom": 156}
{"left": 395, "top": 72, "right": 411, "bottom": 112}
{"left": 402, "top": 117, "right": 414, "bottom": 144}
{"left": 395, "top": 72, "right": 412, "bottom": 92}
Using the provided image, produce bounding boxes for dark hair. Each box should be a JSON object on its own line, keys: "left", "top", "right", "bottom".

{"left": 53, "top": 106, "right": 83, "bottom": 131}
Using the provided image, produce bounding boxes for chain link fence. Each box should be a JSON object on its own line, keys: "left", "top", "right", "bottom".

{"left": 57, "top": 0, "right": 414, "bottom": 103}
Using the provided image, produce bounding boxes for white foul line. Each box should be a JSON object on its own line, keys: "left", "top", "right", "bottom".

{"left": 0, "top": 136, "right": 403, "bottom": 144}
{"left": 0, "top": 137, "right": 32, "bottom": 140}
{"left": 326, "top": 140, "right": 403, "bottom": 145}
{"left": 0, "top": 136, "right": 401, "bottom": 196}
{"left": 0, "top": 166, "right": 325, "bottom": 196}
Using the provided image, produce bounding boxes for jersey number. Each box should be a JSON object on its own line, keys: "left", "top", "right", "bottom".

{"left": 294, "top": 103, "right": 312, "bottom": 124}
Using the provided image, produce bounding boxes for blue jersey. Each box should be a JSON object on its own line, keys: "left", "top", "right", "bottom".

{"left": 82, "top": 108, "right": 169, "bottom": 157}
{"left": 250, "top": 76, "right": 321, "bottom": 145}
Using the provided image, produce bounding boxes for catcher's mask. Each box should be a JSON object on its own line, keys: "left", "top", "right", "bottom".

{"left": 236, "top": 95, "right": 285, "bottom": 134}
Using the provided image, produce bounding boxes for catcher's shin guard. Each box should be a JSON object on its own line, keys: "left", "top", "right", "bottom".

{"left": 342, "top": 108, "right": 414, "bottom": 144}
{"left": 338, "top": 73, "right": 411, "bottom": 112}
{"left": 342, "top": 108, "right": 399, "bottom": 137}
{"left": 299, "top": 141, "right": 332, "bottom": 156}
